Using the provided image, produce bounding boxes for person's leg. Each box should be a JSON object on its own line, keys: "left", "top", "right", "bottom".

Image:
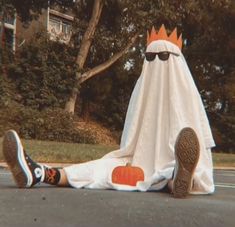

{"left": 42, "top": 166, "right": 69, "bottom": 186}
{"left": 171, "top": 127, "right": 200, "bottom": 198}
{"left": 2, "top": 129, "right": 70, "bottom": 188}
{"left": 43, "top": 167, "right": 69, "bottom": 186}
{"left": 57, "top": 169, "right": 69, "bottom": 186}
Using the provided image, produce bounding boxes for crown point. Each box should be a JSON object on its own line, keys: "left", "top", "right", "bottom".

{"left": 169, "top": 28, "right": 177, "bottom": 39}
{"left": 159, "top": 24, "right": 166, "bottom": 30}
{"left": 168, "top": 27, "right": 178, "bottom": 46}
{"left": 151, "top": 26, "right": 156, "bottom": 36}
{"left": 147, "top": 26, "right": 158, "bottom": 46}
{"left": 147, "top": 30, "right": 150, "bottom": 45}
{"left": 158, "top": 24, "right": 168, "bottom": 40}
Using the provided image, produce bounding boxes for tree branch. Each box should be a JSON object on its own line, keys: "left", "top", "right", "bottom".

{"left": 79, "top": 33, "right": 139, "bottom": 83}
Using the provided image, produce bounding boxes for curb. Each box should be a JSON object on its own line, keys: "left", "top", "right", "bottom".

{"left": 0, "top": 162, "right": 234, "bottom": 170}
{"left": 213, "top": 166, "right": 235, "bottom": 170}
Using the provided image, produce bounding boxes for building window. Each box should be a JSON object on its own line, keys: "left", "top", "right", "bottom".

{"left": 0, "top": 13, "right": 16, "bottom": 51}
{"left": 48, "top": 14, "right": 72, "bottom": 43}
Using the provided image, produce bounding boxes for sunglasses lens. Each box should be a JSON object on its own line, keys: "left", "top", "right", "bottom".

{"left": 158, "top": 52, "right": 170, "bottom": 61}
{"left": 145, "top": 52, "right": 157, "bottom": 61}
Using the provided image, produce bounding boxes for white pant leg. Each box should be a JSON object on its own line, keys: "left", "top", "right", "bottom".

{"left": 63, "top": 158, "right": 126, "bottom": 189}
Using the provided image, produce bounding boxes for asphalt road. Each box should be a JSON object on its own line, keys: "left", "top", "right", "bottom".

{"left": 0, "top": 169, "right": 234, "bottom": 227}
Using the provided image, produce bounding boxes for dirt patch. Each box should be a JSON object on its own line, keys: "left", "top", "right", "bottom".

{"left": 75, "top": 119, "right": 120, "bottom": 146}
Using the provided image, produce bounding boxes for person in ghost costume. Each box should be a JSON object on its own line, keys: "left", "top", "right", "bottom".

{"left": 2, "top": 25, "right": 215, "bottom": 198}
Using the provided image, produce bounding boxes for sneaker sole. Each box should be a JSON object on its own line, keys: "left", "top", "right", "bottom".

{"left": 3, "top": 130, "right": 33, "bottom": 188}
{"left": 173, "top": 127, "right": 200, "bottom": 198}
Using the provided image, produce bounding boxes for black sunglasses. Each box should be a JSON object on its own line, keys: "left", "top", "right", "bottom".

{"left": 145, "top": 51, "right": 179, "bottom": 62}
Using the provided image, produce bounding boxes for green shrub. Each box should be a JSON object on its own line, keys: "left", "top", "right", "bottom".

{"left": 0, "top": 106, "right": 97, "bottom": 144}
{"left": 7, "top": 31, "right": 78, "bottom": 110}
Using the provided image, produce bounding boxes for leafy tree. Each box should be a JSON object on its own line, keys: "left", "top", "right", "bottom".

{"left": 180, "top": 0, "right": 235, "bottom": 152}
{"left": 64, "top": 0, "right": 139, "bottom": 113}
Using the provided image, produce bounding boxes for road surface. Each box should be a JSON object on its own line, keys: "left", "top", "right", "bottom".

{"left": 0, "top": 168, "right": 234, "bottom": 227}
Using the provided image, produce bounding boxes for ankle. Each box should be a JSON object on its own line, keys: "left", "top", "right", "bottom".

{"left": 43, "top": 166, "right": 61, "bottom": 185}
{"left": 57, "top": 169, "right": 69, "bottom": 186}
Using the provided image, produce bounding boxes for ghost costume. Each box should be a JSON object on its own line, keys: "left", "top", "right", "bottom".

{"left": 64, "top": 39, "right": 215, "bottom": 194}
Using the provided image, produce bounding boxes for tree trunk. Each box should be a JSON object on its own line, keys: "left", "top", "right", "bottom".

{"left": 64, "top": 0, "right": 104, "bottom": 114}
{"left": 76, "top": 0, "right": 103, "bottom": 68}
{"left": 64, "top": 87, "right": 78, "bottom": 113}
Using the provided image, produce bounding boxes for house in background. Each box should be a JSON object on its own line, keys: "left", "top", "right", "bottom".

{"left": 1, "top": 5, "right": 74, "bottom": 51}
{"left": 47, "top": 8, "right": 74, "bottom": 43}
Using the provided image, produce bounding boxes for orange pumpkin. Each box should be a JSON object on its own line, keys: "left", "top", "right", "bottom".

{"left": 112, "top": 165, "right": 144, "bottom": 186}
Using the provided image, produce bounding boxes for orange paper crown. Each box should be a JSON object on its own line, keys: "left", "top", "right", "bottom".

{"left": 147, "top": 24, "right": 183, "bottom": 50}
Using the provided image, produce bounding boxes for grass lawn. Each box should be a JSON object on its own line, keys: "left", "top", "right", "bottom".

{"left": 0, "top": 137, "right": 234, "bottom": 167}
{"left": 212, "top": 152, "right": 235, "bottom": 167}
{"left": 0, "top": 137, "right": 119, "bottom": 163}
